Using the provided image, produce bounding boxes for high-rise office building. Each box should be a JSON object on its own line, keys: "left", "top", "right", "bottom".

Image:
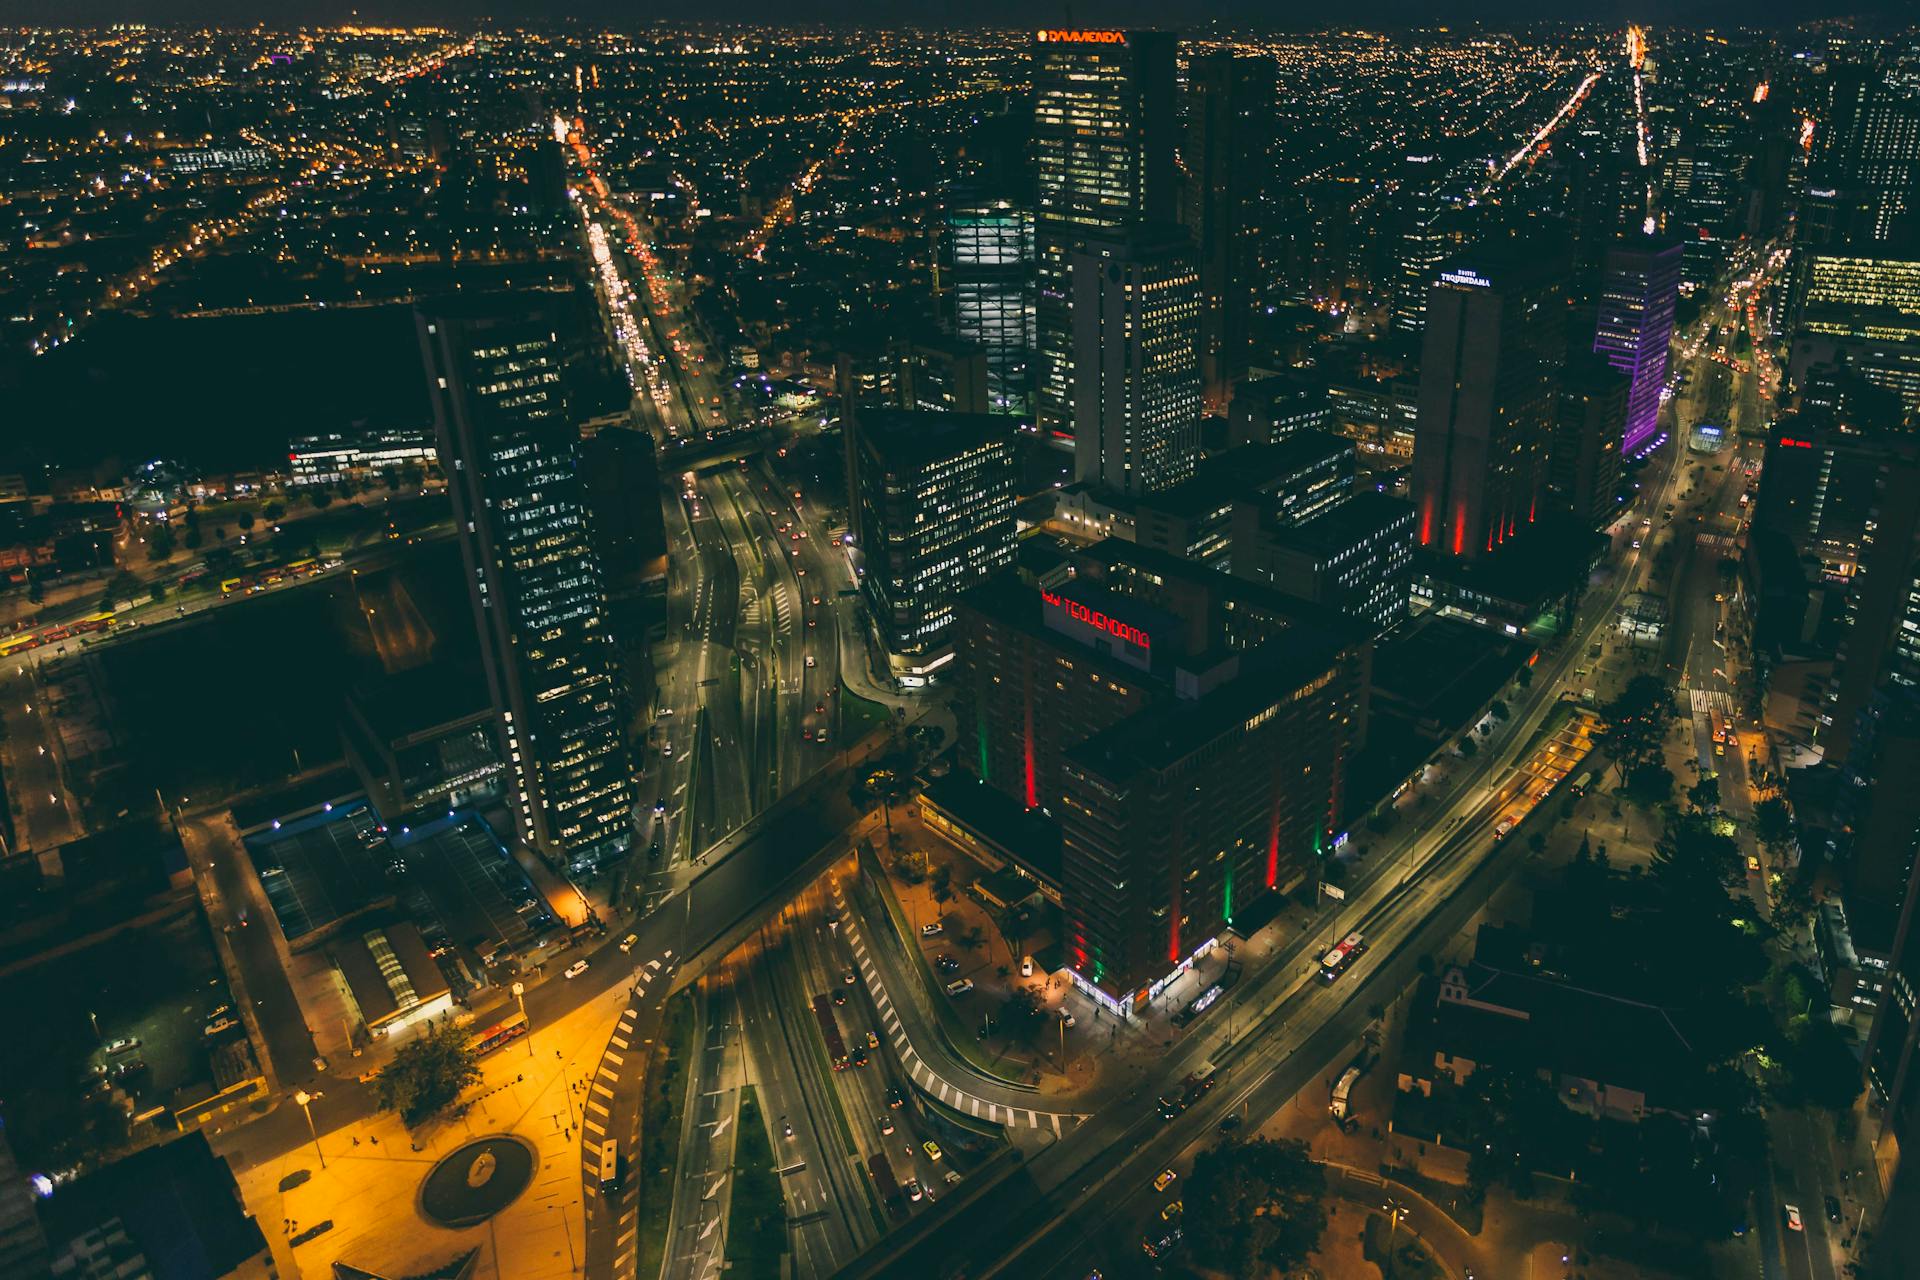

{"left": 847, "top": 409, "right": 1016, "bottom": 685}
{"left": 952, "top": 540, "right": 1367, "bottom": 1007}
{"left": 1182, "top": 51, "right": 1275, "bottom": 410}
{"left": 1592, "top": 235, "right": 1682, "bottom": 457}
{"left": 1814, "top": 54, "right": 1920, "bottom": 250}
{"left": 1229, "top": 372, "right": 1334, "bottom": 448}
{"left": 1070, "top": 225, "right": 1202, "bottom": 494}
{"left": 1788, "top": 250, "right": 1920, "bottom": 417}
{"left": 419, "top": 300, "right": 634, "bottom": 871}
{"left": 1551, "top": 355, "right": 1630, "bottom": 530}
{"left": 944, "top": 192, "right": 1035, "bottom": 418}
{"left": 1033, "top": 28, "right": 1177, "bottom": 442}
{"left": 1391, "top": 154, "right": 1468, "bottom": 335}
{"left": 1233, "top": 490, "right": 1417, "bottom": 635}
{"left": 1412, "top": 250, "right": 1567, "bottom": 560}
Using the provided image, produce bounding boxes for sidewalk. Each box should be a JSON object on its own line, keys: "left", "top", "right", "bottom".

{"left": 233, "top": 972, "right": 636, "bottom": 1280}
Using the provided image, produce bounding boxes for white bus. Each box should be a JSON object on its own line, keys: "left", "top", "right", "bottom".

{"left": 1319, "top": 932, "right": 1366, "bottom": 983}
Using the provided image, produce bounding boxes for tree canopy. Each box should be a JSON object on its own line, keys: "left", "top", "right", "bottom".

{"left": 375, "top": 1019, "right": 481, "bottom": 1126}
{"left": 1183, "top": 1138, "right": 1327, "bottom": 1276}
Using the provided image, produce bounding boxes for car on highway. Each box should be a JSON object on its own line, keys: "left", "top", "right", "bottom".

{"left": 565, "top": 960, "right": 590, "bottom": 980}
{"left": 805, "top": 655, "right": 816, "bottom": 667}
{"left": 851, "top": 1046, "right": 868, "bottom": 1068}
{"left": 1826, "top": 1195, "right": 1842, "bottom": 1223}
{"left": 881, "top": 1114, "right": 895, "bottom": 1135}
{"left": 887, "top": 1087, "right": 906, "bottom": 1108}
{"left": 620, "top": 934, "right": 638, "bottom": 953}
{"left": 1142, "top": 1227, "right": 1183, "bottom": 1259}
{"left": 1161, "top": 1200, "right": 1182, "bottom": 1221}
{"left": 944, "top": 978, "right": 974, "bottom": 997}
{"left": 906, "top": 1179, "right": 923, "bottom": 1202}
{"left": 1153, "top": 1168, "right": 1177, "bottom": 1192}
{"left": 782, "top": 1117, "right": 793, "bottom": 1138}
{"left": 923, "top": 1140, "right": 942, "bottom": 1161}
{"left": 1784, "top": 1203, "right": 1804, "bottom": 1232}
{"left": 844, "top": 969, "right": 858, "bottom": 985}
{"left": 832, "top": 989, "right": 848, "bottom": 1006}
{"left": 866, "top": 1030, "right": 880, "bottom": 1049}
{"left": 921, "top": 922, "right": 943, "bottom": 937}
{"left": 1746, "top": 855, "right": 1760, "bottom": 873}
{"left": 653, "top": 796, "right": 666, "bottom": 815}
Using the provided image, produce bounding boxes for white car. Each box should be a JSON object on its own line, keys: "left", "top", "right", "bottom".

{"left": 921, "top": 922, "right": 943, "bottom": 937}
{"left": 944, "top": 978, "right": 974, "bottom": 997}
{"left": 565, "top": 960, "right": 590, "bottom": 980}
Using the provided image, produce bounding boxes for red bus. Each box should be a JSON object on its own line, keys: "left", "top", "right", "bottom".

{"left": 868, "top": 1152, "right": 905, "bottom": 1218}
{"left": 1319, "top": 932, "right": 1367, "bottom": 984}
{"left": 466, "top": 1012, "right": 529, "bottom": 1057}
{"left": 811, "top": 994, "right": 849, "bottom": 1070}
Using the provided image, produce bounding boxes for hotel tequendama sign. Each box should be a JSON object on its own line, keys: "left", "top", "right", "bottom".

{"left": 1041, "top": 588, "right": 1151, "bottom": 650}
{"left": 1036, "top": 30, "right": 1127, "bottom": 44}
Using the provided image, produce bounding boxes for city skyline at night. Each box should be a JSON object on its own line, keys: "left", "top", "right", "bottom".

{"left": 2, "top": 13, "right": 1919, "bottom": 1280}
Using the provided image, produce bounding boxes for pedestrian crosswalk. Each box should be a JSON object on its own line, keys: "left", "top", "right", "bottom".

{"left": 836, "top": 894, "right": 1082, "bottom": 1135}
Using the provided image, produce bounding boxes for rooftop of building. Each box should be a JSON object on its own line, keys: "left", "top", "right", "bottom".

{"left": 1256, "top": 489, "right": 1415, "bottom": 556}
{"left": 1406, "top": 960, "right": 1703, "bottom": 1110}
{"left": 332, "top": 918, "right": 453, "bottom": 1028}
{"left": 36, "top": 1131, "right": 268, "bottom": 1278}
{"left": 852, "top": 409, "right": 1011, "bottom": 472}
{"left": 1064, "top": 628, "right": 1358, "bottom": 785}
{"left": 1133, "top": 436, "right": 1353, "bottom": 520}
{"left": 1369, "top": 612, "right": 1530, "bottom": 736}
{"left": 348, "top": 661, "right": 493, "bottom": 748}
{"left": 920, "top": 773, "right": 1063, "bottom": 890}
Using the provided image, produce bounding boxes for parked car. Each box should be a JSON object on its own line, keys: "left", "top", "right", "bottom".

{"left": 920, "top": 922, "right": 943, "bottom": 938}
{"left": 944, "top": 979, "right": 974, "bottom": 997}
{"left": 1784, "top": 1203, "right": 1804, "bottom": 1232}
{"left": 565, "top": 960, "right": 590, "bottom": 979}
{"left": 1153, "top": 1168, "right": 1177, "bottom": 1192}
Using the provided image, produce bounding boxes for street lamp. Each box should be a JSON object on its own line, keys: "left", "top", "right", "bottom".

{"left": 512, "top": 981, "right": 534, "bottom": 1057}
{"left": 293, "top": 1089, "right": 325, "bottom": 1169}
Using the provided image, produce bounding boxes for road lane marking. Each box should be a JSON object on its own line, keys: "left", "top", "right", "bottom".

{"left": 611, "top": 1036, "right": 629, "bottom": 1050}
{"left": 599, "top": 1066, "right": 619, "bottom": 1081}
{"left": 988, "top": 1103, "right": 997, "bottom": 1121}
{"left": 939, "top": 1082, "right": 951, "bottom": 1103}
{"left": 593, "top": 1082, "right": 614, "bottom": 1098}
{"left": 1050, "top": 1113, "right": 1061, "bottom": 1135}
{"left": 585, "top": 1119, "right": 605, "bottom": 1136}
{"left": 604, "top": 1051, "right": 625, "bottom": 1066}
{"left": 589, "top": 1100, "right": 611, "bottom": 1117}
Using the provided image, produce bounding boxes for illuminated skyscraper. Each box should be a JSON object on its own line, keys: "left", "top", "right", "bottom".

{"left": 1814, "top": 54, "right": 1920, "bottom": 249}
{"left": 945, "top": 192, "right": 1034, "bottom": 418}
{"left": 1592, "top": 235, "right": 1682, "bottom": 457}
{"left": 1070, "top": 225, "right": 1203, "bottom": 494}
{"left": 1412, "top": 251, "right": 1567, "bottom": 560}
{"left": 419, "top": 301, "right": 635, "bottom": 872}
{"left": 1032, "top": 28, "right": 1177, "bottom": 442}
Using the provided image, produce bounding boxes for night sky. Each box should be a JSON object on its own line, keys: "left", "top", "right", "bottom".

{"left": 5, "top": 0, "right": 1910, "bottom": 28}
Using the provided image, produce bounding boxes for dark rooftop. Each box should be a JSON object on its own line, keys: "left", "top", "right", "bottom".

{"left": 37, "top": 1131, "right": 268, "bottom": 1280}
{"left": 853, "top": 409, "right": 1009, "bottom": 472}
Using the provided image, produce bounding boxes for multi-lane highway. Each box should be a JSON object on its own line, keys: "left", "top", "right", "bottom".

{"left": 839, "top": 356, "right": 1702, "bottom": 1279}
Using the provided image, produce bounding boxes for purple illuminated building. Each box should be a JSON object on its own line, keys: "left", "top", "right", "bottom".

{"left": 1593, "top": 236, "right": 1682, "bottom": 457}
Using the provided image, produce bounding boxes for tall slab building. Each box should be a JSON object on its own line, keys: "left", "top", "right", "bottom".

{"left": 1412, "top": 251, "right": 1567, "bottom": 560}
{"left": 1593, "top": 235, "right": 1682, "bottom": 457}
{"left": 1070, "top": 225, "right": 1203, "bottom": 494}
{"left": 419, "top": 300, "right": 635, "bottom": 872}
{"left": 1032, "top": 28, "right": 1177, "bottom": 443}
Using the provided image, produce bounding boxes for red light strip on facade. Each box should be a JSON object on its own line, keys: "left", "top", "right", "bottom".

{"left": 1041, "top": 589, "right": 1151, "bottom": 650}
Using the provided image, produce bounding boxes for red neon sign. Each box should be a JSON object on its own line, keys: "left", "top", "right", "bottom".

{"left": 1779, "top": 437, "right": 1813, "bottom": 449}
{"left": 1041, "top": 589, "right": 1150, "bottom": 649}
